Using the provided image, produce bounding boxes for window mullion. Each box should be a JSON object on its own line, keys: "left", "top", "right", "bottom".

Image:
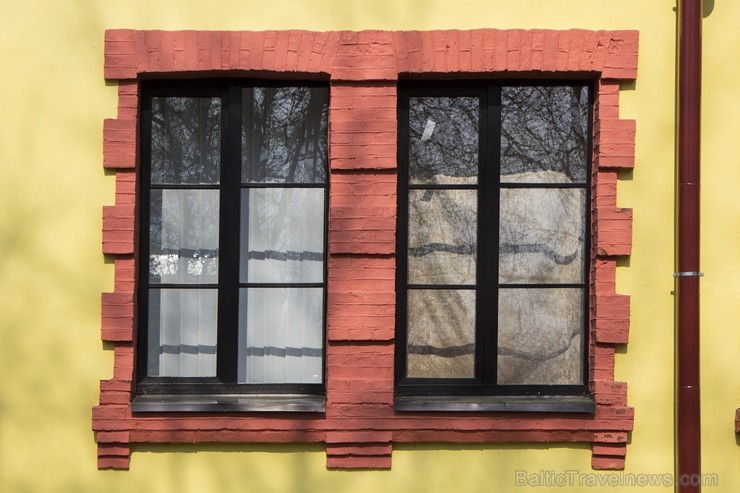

{"left": 480, "top": 84, "right": 502, "bottom": 387}
{"left": 216, "top": 86, "right": 243, "bottom": 383}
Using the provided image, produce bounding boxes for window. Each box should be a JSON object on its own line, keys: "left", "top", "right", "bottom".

{"left": 396, "top": 82, "right": 592, "bottom": 401}
{"left": 135, "top": 81, "right": 329, "bottom": 409}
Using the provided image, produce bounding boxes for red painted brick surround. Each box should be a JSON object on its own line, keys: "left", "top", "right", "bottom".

{"left": 95, "top": 28, "right": 638, "bottom": 470}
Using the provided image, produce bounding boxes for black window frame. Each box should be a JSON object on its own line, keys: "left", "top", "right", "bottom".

{"left": 395, "top": 80, "right": 593, "bottom": 401}
{"left": 135, "top": 79, "right": 329, "bottom": 402}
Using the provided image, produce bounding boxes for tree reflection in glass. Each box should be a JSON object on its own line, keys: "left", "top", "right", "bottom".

{"left": 409, "top": 96, "right": 478, "bottom": 185}
{"left": 151, "top": 97, "right": 221, "bottom": 184}
{"left": 501, "top": 85, "right": 589, "bottom": 184}
{"left": 242, "top": 87, "right": 328, "bottom": 184}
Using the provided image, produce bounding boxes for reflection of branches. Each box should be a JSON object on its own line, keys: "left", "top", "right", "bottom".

{"left": 498, "top": 325, "right": 580, "bottom": 362}
{"left": 408, "top": 189, "right": 477, "bottom": 284}
{"left": 151, "top": 97, "right": 221, "bottom": 184}
{"left": 409, "top": 242, "right": 475, "bottom": 257}
{"left": 501, "top": 86, "right": 588, "bottom": 182}
{"left": 409, "top": 96, "right": 478, "bottom": 182}
{"left": 407, "top": 289, "right": 475, "bottom": 377}
{"left": 499, "top": 242, "right": 577, "bottom": 266}
{"left": 407, "top": 322, "right": 579, "bottom": 362}
{"left": 498, "top": 189, "right": 584, "bottom": 283}
{"left": 408, "top": 343, "right": 474, "bottom": 357}
{"left": 247, "top": 87, "right": 328, "bottom": 183}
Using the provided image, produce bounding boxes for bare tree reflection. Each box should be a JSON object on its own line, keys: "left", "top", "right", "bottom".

{"left": 243, "top": 87, "right": 328, "bottom": 183}
{"left": 409, "top": 96, "right": 478, "bottom": 184}
{"left": 151, "top": 97, "right": 221, "bottom": 184}
{"left": 501, "top": 86, "right": 589, "bottom": 183}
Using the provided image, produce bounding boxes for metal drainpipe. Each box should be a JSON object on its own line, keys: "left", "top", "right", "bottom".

{"left": 676, "top": 0, "right": 702, "bottom": 491}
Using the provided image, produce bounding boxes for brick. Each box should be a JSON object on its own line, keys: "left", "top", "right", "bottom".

{"left": 101, "top": 291, "right": 134, "bottom": 342}
{"left": 99, "top": 391, "right": 131, "bottom": 405}
{"left": 327, "top": 431, "right": 392, "bottom": 443}
{"left": 603, "top": 54, "right": 639, "bottom": 80}
{"left": 596, "top": 207, "right": 633, "bottom": 256}
{"left": 98, "top": 444, "right": 131, "bottom": 457}
{"left": 592, "top": 432, "right": 629, "bottom": 443}
{"left": 519, "top": 30, "right": 532, "bottom": 72}
{"left": 319, "top": 33, "right": 340, "bottom": 74}
{"left": 326, "top": 403, "right": 393, "bottom": 419}
{"left": 542, "top": 30, "right": 558, "bottom": 71}
{"left": 590, "top": 345, "right": 616, "bottom": 381}
{"left": 594, "top": 171, "right": 618, "bottom": 208}
{"left": 597, "top": 118, "right": 636, "bottom": 141}
{"left": 237, "top": 31, "right": 252, "bottom": 67}
{"left": 97, "top": 456, "right": 130, "bottom": 470}
{"left": 455, "top": 30, "right": 470, "bottom": 72}
{"left": 115, "top": 171, "right": 137, "bottom": 205}
{"left": 506, "top": 29, "right": 522, "bottom": 72}
{"left": 594, "top": 405, "right": 634, "bottom": 420}
{"left": 93, "top": 405, "right": 131, "bottom": 420}
{"left": 100, "top": 379, "right": 133, "bottom": 393}
{"left": 568, "top": 29, "right": 587, "bottom": 71}
{"left": 404, "top": 31, "right": 423, "bottom": 72}
{"left": 444, "top": 30, "right": 460, "bottom": 72}
{"left": 592, "top": 257, "right": 617, "bottom": 292}
{"left": 493, "top": 30, "right": 507, "bottom": 71}
{"left": 327, "top": 455, "right": 392, "bottom": 469}
{"left": 113, "top": 345, "right": 135, "bottom": 381}
{"left": 249, "top": 31, "right": 264, "bottom": 69}
{"left": 469, "top": 29, "right": 484, "bottom": 72}
{"left": 102, "top": 205, "right": 135, "bottom": 255}
{"left": 92, "top": 419, "right": 134, "bottom": 432}
{"left": 592, "top": 443, "right": 627, "bottom": 457}
{"left": 273, "top": 30, "right": 290, "bottom": 72}
{"left": 296, "top": 31, "right": 315, "bottom": 72}
{"left": 114, "top": 257, "right": 136, "bottom": 292}
{"left": 327, "top": 443, "right": 392, "bottom": 456}
{"left": 593, "top": 380, "right": 628, "bottom": 406}
{"left": 95, "top": 431, "right": 131, "bottom": 443}
{"left": 592, "top": 456, "right": 626, "bottom": 470}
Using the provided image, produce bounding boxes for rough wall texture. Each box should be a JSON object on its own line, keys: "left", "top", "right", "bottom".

{"left": 95, "top": 28, "right": 638, "bottom": 470}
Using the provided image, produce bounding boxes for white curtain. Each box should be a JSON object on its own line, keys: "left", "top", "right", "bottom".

{"left": 238, "top": 188, "right": 324, "bottom": 383}
{"left": 153, "top": 189, "right": 219, "bottom": 377}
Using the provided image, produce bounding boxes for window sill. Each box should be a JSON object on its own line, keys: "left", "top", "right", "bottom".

{"left": 131, "top": 394, "right": 326, "bottom": 413}
{"left": 395, "top": 395, "right": 595, "bottom": 413}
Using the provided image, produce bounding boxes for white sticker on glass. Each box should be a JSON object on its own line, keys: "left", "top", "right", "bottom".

{"left": 421, "top": 119, "right": 436, "bottom": 142}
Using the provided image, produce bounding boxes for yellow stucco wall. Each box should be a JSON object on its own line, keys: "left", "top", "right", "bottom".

{"left": 0, "top": 1, "right": 737, "bottom": 491}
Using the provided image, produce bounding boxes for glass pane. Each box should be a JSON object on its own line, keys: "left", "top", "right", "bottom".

{"left": 149, "top": 189, "right": 219, "bottom": 284}
{"left": 151, "top": 96, "right": 221, "bottom": 184}
{"left": 409, "top": 96, "right": 479, "bottom": 185}
{"left": 408, "top": 189, "right": 477, "bottom": 285}
{"left": 499, "top": 188, "right": 585, "bottom": 284}
{"left": 407, "top": 289, "right": 475, "bottom": 378}
{"left": 497, "top": 288, "right": 583, "bottom": 385}
{"left": 238, "top": 288, "right": 323, "bottom": 384}
{"left": 242, "top": 87, "right": 328, "bottom": 183}
{"left": 501, "top": 85, "right": 589, "bottom": 184}
{"left": 147, "top": 288, "right": 217, "bottom": 377}
{"left": 240, "top": 188, "right": 324, "bottom": 283}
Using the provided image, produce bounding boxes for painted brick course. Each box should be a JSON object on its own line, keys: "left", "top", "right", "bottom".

{"left": 97, "top": 28, "right": 638, "bottom": 471}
